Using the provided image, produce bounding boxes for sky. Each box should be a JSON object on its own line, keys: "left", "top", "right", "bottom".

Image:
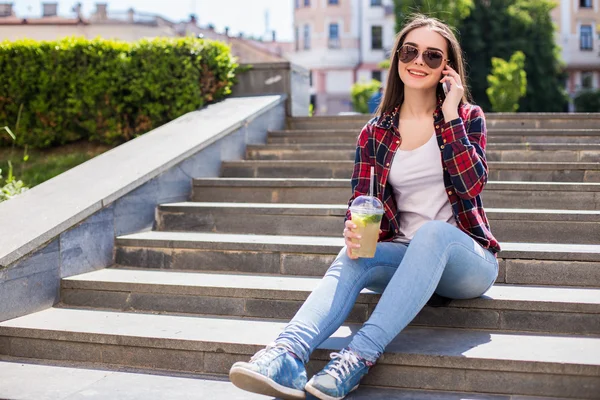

{"left": 12, "top": 0, "right": 295, "bottom": 41}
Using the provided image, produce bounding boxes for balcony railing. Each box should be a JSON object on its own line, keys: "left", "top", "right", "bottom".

{"left": 328, "top": 37, "right": 341, "bottom": 49}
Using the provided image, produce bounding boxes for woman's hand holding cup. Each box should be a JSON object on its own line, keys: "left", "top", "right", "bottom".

{"left": 343, "top": 220, "right": 361, "bottom": 259}
{"left": 344, "top": 220, "right": 384, "bottom": 259}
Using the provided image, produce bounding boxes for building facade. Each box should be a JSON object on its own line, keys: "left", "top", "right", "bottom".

{"left": 0, "top": 2, "right": 290, "bottom": 64}
{"left": 288, "top": 0, "right": 395, "bottom": 115}
{"left": 0, "top": 2, "right": 176, "bottom": 42}
{"left": 551, "top": 0, "right": 600, "bottom": 109}
{"left": 290, "top": 0, "right": 600, "bottom": 114}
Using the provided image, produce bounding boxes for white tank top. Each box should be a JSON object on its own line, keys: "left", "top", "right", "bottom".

{"left": 387, "top": 132, "right": 458, "bottom": 243}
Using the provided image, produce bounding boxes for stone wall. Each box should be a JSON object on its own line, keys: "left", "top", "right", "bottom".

{"left": 232, "top": 62, "right": 310, "bottom": 117}
{"left": 0, "top": 96, "right": 286, "bottom": 322}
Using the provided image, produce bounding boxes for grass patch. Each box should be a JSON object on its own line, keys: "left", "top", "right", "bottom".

{"left": 0, "top": 141, "right": 115, "bottom": 188}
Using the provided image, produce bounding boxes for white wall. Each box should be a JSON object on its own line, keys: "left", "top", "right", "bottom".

{"left": 326, "top": 70, "right": 354, "bottom": 94}
{"left": 288, "top": 47, "right": 360, "bottom": 69}
{"left": 357, "top": 69, "right": 371, "bottom": 82}
{"left": 357, "top": 68, "right": 388, "bottom": 84}
{"left": 562, "top": 29, "right": 599, "bottom": 67}
{"left": 0, "top": 25, "right": 84, "bottom": 41}
{"left": 350, "top": 0, "right": 361, "bottom": 38}
{"left": 87, "top": 25, "right": 175, "bottom": 41}
{"left": 359, "top": 0, "right": 395, "bottom": 63}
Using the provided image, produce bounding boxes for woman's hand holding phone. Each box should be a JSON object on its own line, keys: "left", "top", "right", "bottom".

{"left": 442, "top": 81, "right": 451, "bottom": 97}
{"left": 440, "top": 64, "right": 464, "bottom": 122}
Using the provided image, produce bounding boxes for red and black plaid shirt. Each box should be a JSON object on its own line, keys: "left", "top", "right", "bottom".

{"left": 346, "top": 99, "right": 501, "bottom": 255}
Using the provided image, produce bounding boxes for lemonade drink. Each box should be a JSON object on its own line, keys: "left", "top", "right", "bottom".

{"left": 349, "top": 196, "right": 384, "bottom": 258}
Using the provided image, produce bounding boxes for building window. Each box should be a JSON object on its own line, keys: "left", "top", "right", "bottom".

{"left": 580, "top": 0, "right": 592, "bottom": 8}
{"left": 304, "top": 24, "right": 311, "bottom": 50}
{"left": 371, "top": 0, "right": 383, "bottom": 5}
{"left": 304, "top": 0, "right": 310, "bottom": 6}
{"left": 372, "top": 70, "right": 382, "bottom": 82}
{"left": 580, "top": 25, "right": 593, "bottom": 50}
{"left": 0, "top": 4, "right": 13, "bottom": 17}
{"left": 371, "top": 26, "right": 383, "bottom": 50}
{"left": 329, "top": 23, "right": 340, "bottom": 48}
{"left": 295, "top": 27, "right": 300, "bottom": 51}
{"left": 328, "top": 0, "right": 339, "bottom": 4}
{"left": 295, "top": 0, "right": 300, "bottom": 8}
{"left": 581, "top": 71, "right": 594, "bottom": 89}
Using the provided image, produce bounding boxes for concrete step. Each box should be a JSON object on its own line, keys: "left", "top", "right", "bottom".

{"left": 489, "top": 135, "right": 600, "bottom": 144}
{"left": 220, "top": 160, "right": 600, "bottom": 182}
{"left": 248, "top": 145, "right": 356, "bottom": 160}
{"left": 0, "top": 360, "right": 267, "bottom": 400}
{"left": 267, "top": 129, "right": 600, "bottom": 145}
{"left": 486, "top": 115, "right": 600, "bottom": 130}
{"left": 1, "top": 360, "right": 539, "bottom": 400}
{"left": 114, "top": 231, "right": 600, "bottom": 287}
{"left": 286, "top": 114, "right": 600, "bottom": 130}
{"left": 247, "top": 143, "right": 600, "bottom": 162}
{"left": 1, "top": 308, "right": 598, "bottom": 398}
{"left": 156, "top": 202, "right": 600, "bottom": 244}
{"left": 61, "top": 268, "right": 600, "bottom": 336}
{"left": 268, "top": 135, "right": 600, "bottom": 146}
{"left": 271, "top": 128, "right": 600, "bottom": 137}
{"left": 192, "top": 178, "right": 600, "bottom": 210}
{"left": 287, "top": 116, "right": 368, "bottom": 130}
{"left": 251, "top": 143, "right": 600, "bottom": 151}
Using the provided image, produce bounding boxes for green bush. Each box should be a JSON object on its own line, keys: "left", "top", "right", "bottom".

{"left": 0, "top": 36, "right": 237, "bottom": 148}
{"left": 351, "top": 80, "right": 381, "bottom": 114}
{"left": 378, "top": 60, "right": 390, "bottom": 70}
{"left": 486, "top": 50, "right": 527, "bottom": 112}
{"left": 574, "top": 89, "right": 600, "bottom": 112}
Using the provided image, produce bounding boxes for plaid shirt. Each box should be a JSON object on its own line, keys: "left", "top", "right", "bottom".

{"left": 346, "top": 99, "right": 501, "bottom": 255}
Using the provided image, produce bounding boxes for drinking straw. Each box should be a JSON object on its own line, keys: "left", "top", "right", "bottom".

{"left": 369, "top": 166, "right": 374, "bottom": 205}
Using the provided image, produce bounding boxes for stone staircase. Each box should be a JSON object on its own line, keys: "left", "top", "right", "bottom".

{"left": 1, "top": 115, "right": 600, "bottom": 399}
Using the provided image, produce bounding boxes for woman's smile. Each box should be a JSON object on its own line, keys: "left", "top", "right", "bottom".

{"left": 407, "top": 68, "right": 429, "bottom": 78}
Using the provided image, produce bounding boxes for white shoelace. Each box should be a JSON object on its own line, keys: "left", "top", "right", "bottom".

{"left": 250, "top": 342, "right": 293, "bottom": 363}
{"left": 250, "top": 342, "right": 278, "bottom": 362}
{"left": 324, "top": 350, "right": 361, "bottom": 382}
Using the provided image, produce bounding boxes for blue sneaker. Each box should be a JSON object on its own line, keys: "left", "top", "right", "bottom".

{"left": 305, "top": 348, "right": 371, "bottom": 400}
{"left": 229, "top": 342, "right": 307, "bottom": 400}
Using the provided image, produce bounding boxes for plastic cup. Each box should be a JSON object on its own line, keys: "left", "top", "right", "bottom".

{"left": 349, "top": 195, "right": 384, "bottom": 258}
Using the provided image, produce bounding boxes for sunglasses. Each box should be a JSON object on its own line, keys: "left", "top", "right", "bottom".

{"left": 396, "top": 44, "right": 449, "bottom": 69}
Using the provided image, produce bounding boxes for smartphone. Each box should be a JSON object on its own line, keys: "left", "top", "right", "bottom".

{"left": 442, "top": 81, "right": 451, "bottom": 97}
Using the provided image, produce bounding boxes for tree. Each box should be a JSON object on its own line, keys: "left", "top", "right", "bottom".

{"left": 393, "top": 0, "right": 473, "bottom": 32}
{"left": 391, "top": 0, "right": 567, "bottom": 112}
{"left": 486, "top": 51, "right": 527, "bottom": 112}
{"left": 458, "top": 0, "right": 567, "bottom": 111}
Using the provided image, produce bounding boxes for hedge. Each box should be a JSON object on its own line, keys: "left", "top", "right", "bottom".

{"left": 0, "top": 36, "right": 238, "bottom": 148}
{"left": 574, "top": 89, "right": 600, "bottom": 112}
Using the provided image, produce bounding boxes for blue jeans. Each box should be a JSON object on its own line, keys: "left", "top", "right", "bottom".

{"left": 275, "top": 220, "right": 499, "bottom": 363}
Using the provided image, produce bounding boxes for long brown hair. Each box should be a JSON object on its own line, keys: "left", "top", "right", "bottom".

{"left": 376, "top": 14, "right": 472, "bottom": 116}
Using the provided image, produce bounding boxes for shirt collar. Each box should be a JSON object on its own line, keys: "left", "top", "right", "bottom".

{"left": 373, "top": 95, "right": 445, "bottom": 130}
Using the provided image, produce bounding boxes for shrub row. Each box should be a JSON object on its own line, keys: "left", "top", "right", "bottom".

{"left": 0, "top": 36, "right": 237, "bottom": 148}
